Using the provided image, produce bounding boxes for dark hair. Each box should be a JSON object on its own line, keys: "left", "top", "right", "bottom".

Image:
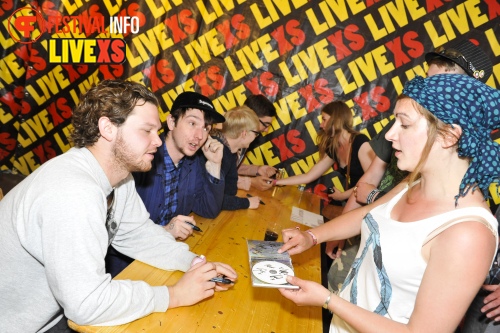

{"left": 427, "top": 55, "right": 466, "bottom": 74}
{"left": 164, "top": 107, "right": 216, "bottom": 133}
{"left": 71, "top": 80, "right": 158, "bottom": 148}
{"left": 244, "top": 95, "right": 277, "bottom": 118}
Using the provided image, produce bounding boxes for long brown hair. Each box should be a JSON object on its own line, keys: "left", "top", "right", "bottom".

{"left": 317, "top": 101, "right": 358, "bottom": 159}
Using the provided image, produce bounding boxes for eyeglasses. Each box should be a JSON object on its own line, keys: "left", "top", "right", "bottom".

{"left": 259, "top": 119, "right": 272, "bottom": 128}
{"left": 250, "top": 130, "right": 261, "bottom": 137}
{"left": 433, "top": 46, "right": 484, "bottom": 80}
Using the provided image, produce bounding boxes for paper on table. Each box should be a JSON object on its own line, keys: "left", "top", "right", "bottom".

{"left": 290, "top": 206, "right": 324, "bottom": 227}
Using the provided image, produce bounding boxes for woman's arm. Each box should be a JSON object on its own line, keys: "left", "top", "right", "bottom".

{"left": 275, "top": 155, "right": 334, "bottom": 186}
{"left": 281, "top": 219, "right": 496, "bottom": 333}
{"left": 357, "top": 141, "right": 376, "bottom": 172}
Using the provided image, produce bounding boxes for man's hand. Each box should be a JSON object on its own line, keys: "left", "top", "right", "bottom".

{"left": 257, "top": 165, "right": 277, "bottom": 177}
{"left": 213, "top": 262, "right": 238, "bottom": 291}
{"left": 167, "top": 260, "right": 218, "bottom": 308}
{"left": 203, "top": 137, "right": 223, "bottom": 178}
{"left": 164, "top": 215, "right": 195, "bottom": 240}
{"left": 482, "top": 284, "right": 500, "bottom": 321}
{"left": 250, "top": 176, "right": 273, "bottom": 191}
{"left": 247, "top": 196, "right": 261, "bottom": 209}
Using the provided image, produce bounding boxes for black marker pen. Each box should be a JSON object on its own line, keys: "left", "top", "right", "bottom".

{"left": 210, "top": 276, "right": 234, "bottom": 284}
{"left": 185, "top": 221, "right": 202, "bottom": 232}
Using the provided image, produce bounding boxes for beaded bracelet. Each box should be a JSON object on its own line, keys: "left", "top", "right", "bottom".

{"left": 366, "top": 189, "right": 380, "bottom": 204}
{"left": 323, "top": 292, "right": 333, "bottom": 311}
{"left": 306, "top": 230, "right": 318, "bottom": 246}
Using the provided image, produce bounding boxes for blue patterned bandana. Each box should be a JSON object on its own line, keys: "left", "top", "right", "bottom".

{"left": 403, "top": 74, "right": 500, "bottom": 201}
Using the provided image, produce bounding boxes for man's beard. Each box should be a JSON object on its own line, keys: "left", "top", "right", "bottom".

{"left": 113, "top": 132, "right": 152, "bottom": 173}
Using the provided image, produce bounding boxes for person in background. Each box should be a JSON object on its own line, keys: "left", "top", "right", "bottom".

{"left": 105, "top": 91, "right": 227, "bottom": 277}
{"left": 237, "top": 94, "right": 278, "bottom": 191}
{"left": 325, "top": 39, "right": 494, "bottom": 293}
{"left": 278, "top": 74, "right": 499, "bottom": 333}
{"left": 347, "top": 39, "right": 493, "bottom": 212}
{"left": 212, "top": 106, "right": 263, "bottom": 210}
{"left": 462, "top": 204, "right": 500, "bottom": 333}
{"left": 274, "top": 101, "right": 374, "bottom": 204}
{"left": 0, "top": 80, "right": 237, "bottom": 332}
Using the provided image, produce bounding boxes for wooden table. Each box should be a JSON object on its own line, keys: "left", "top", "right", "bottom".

{"left": 69, "top": 185, "right": 323, "bottom": 333}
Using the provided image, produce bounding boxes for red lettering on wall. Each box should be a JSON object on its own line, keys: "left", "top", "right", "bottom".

{"left": 99, "top": 65, "right": 123, "bottom": 80}
{"left": 192, "top": 66, "right": 225, "bottom": 96}
{"left": 271, "top": 130, "right": 306, "bottom": 161}
{"left": 270, "top": 20, "right": 305, "bottom": 56}
{"left": 63, "top": 64, "right": 88, "bottom": 82}
{"left": 353, "top": 86, "right": 390, "bottom": 121}
{"left": 0, "top": 92, "right": 21, "bottom": 117}
{"left": 385, "top": 31, "right": 423, "bottom": 68}
{"left": 144, "top": 59, "right": 175, "bottom": 92}
{"left": 0, "top": 133, "right": 16, "bottom": 152}
{"left": 216, "top": 14, "right": 250, "bottom": 50}
{"left": 297, "top": 79, "right": 334, "bottom": 113}
{"left": 326, "top": 24, "right": 364, "bottom": 61}
{"left": 426, "top": 0, "right": 446, "bottom": 13}
{"left": 32, "top": 140, "right": 57, "bottom": 164}
{"left": 271, "top": 134, "right": 295, "bottom": 161}
{"left": 484, "top": 0, "right": 500, "bottom": 19}
{"left": 46, "top": 97, "right": 72, "bottom": 126}
{"left": 286, "top": 129, "right": 306, "bottom": 154}
{"left": 0, "top": 0, "right": 12, "bottom": 16}
{"left": 243, "top": 72, "right": 278, "bottom": 96}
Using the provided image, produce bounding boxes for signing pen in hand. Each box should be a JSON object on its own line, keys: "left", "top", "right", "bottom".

{"left": 210, "top": 276, "right": 234, "bottom": 284}
{"left": 185, "top": 221, "right": 202, "bottom": 232}
{"left": 246, "top": 193, "right": 265, "bottom": 205}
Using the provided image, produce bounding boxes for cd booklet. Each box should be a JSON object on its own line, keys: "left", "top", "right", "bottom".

{"left": 247, "top": 240, "right": 299, "bottom": 289}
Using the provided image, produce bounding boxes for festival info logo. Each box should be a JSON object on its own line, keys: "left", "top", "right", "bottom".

{"left": 8, "top": 6, "right": 133, "bottom": 64}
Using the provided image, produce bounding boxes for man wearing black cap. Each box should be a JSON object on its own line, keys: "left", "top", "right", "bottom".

{"left": 105, "top": 91, "right": 227, "bottom": 277}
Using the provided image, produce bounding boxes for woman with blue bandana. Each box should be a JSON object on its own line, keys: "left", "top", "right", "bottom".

{"left": 277, "top": 74, "right": 499, "bottom": 333}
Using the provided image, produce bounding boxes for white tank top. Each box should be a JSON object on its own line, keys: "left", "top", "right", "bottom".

{"left": 330, "top": 185, "right": 498, "bottom": 333}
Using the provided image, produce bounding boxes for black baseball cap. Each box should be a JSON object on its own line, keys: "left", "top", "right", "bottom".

{"left": 171, "top": 91, "right": 225, "bottom": 123}
{"left": 425, "top": 39, "right": 492, "bottom": 83}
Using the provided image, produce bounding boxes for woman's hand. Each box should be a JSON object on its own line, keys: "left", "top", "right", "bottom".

{"left": 482, "top": 284, "right": 500, "bottom": 321}
{"left": 279, "top": 275, "right": 331, "bottom": 307}
{"left": 325, "top": 239, "right": 345, "bottom": 259}
{"left": 279, "top": 228, "right": 315, "bottom": 255}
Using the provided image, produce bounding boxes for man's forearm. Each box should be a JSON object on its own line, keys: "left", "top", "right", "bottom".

{"left": 237, "top": 164, "right": 260, "bottom": 176}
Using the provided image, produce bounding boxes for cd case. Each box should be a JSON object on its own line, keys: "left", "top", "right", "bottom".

{"left": 247, "top": 240, "right": 299, "bottom": 289}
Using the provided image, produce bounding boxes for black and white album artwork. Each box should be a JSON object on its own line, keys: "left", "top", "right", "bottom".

{"left": 251, "top": 260, "right": 294, "bottom": 285}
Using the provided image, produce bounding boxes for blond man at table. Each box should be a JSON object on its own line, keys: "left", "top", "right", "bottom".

{"left": 0, "top": 80, "right": 236, "bottom": 332}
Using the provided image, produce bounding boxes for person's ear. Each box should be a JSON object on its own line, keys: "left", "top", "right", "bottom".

{"left": 442, "top": 124, "right": 462, "bottom": 149}
{"left": 166, "top": 114, "right": 176, "bottom": 131}
{"left": 98, "top": 117, "right": 116, "bottom": 142}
